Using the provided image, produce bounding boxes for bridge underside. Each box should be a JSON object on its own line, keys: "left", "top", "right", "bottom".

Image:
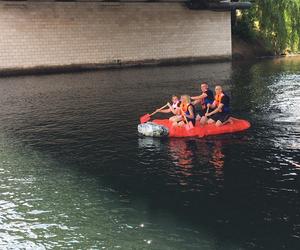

{"left": 0, "top": 1, "right": 246, "bottom": 75}
{"left": 0, "top": 0, "right": 251, "bottom": 11}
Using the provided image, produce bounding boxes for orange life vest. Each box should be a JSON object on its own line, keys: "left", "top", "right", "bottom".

{"left": 180, "top": 102, "right": 188, "bottom": 114}
{"left": 214, "top": 93, "right": 224, "bottom": 107}
{"left": 180, "top": 103, "right": 195, "bottom": 118}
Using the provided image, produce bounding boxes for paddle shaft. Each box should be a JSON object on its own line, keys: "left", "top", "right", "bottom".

{"left": 180, "top": 107, "right": 189, "bottom": 124}
{"left": 149, "top": 104, "right": 169, "bottom": 116}
{"left": 206, "top": 105, "right": 210, "bottom": 114}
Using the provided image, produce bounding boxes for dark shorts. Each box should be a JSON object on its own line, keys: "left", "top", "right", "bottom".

{"left": 209, "top": 112, "right": 230, "bottom": 123}
{"left": 197, "top": 108, "right": 211, "bottom": 117}
{"left": 186, "top": 117, "right": 196, "bottom": 126}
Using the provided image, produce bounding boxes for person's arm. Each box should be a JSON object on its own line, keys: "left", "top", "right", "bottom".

{"left": 209, "top": 100, "right": 217, "bottom": 110}
{"left": 156, "top": 108, "right": 171, "bottom": 114}
{"left": 167, "top": 102, "right": 177, "bottom": 115}
{"left": 191, "top": 93, "right": 207, "bottom": 101}
{"left": 206, "top": 103, "right": 223, "bottom": 117}
{"left": 185, "top": 106, "right": 195, "bottom": 119}
{"left": 191, "top": 95, "right": 201, "bottom": 101}
{"left": 192, "top": 99, "right": 201, "bottom": 106}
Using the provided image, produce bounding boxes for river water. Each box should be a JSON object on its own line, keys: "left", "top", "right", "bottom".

{"left": 0, "top": 57, "right": 299, "bottom": 249}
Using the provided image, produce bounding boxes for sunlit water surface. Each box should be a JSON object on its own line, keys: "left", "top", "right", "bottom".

{"left": 0, "top": 57, "right": 299, "bottom": 249}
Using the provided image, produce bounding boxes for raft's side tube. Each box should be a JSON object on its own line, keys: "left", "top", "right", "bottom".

{"left": 151, "top": 118, "right": 250, "bottom": 138}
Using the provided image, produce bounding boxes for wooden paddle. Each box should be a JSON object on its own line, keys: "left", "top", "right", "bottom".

{"left": 140, "top": 103, "right": 168, "bottom": 124}
{"left": 206, "top": 105, "right": 210, "bottom": 115}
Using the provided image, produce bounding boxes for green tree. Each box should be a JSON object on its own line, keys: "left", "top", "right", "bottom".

{"left": 235, "top": 0, "right": 300, "bottom": 54}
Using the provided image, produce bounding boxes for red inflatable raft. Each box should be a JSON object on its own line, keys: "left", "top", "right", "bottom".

{"left": 152, "top": 118, "right": 250, "bottom": 138}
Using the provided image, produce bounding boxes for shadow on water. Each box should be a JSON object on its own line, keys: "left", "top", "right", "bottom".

{"left": 0, "top": 58, "right": 299, "bottom": 249}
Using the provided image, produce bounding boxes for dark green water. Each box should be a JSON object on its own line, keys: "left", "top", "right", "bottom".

{"left": 0, "top": 57, "right": 299, "bottom": 249}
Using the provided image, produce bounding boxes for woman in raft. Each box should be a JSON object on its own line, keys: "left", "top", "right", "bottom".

{"left": 155, "top": 95, "right": 181, "bottom": 122}
{"left": 200, "top": 85, "right": 232, "bottom": 127}
{"left": 168, "top": 95, "right": 196, "bottom": 127}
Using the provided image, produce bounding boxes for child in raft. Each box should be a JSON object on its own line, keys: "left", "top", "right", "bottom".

{"left": 200, "top": 85, "right": 232, "bottom": 127}
{"left": 168, "top": 95, "right": 196, "bottom": 127}
{"left": 155, "top": 95, "right": 181, "bottom": 122}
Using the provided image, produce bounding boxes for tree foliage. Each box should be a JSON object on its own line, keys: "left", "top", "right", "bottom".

{"left": 235, "top": 0, "right": 300, "bottom": 53}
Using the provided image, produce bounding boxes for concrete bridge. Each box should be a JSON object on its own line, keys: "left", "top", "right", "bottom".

{"left": 0, "top": 0, "right": 250, "bottom": 75}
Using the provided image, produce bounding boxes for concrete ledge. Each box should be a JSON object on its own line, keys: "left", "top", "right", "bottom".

{"left": 0, "top": 56, "right": 231, "bottom": 77}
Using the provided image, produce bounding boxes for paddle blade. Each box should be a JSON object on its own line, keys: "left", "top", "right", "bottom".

{"left": 140, "top": 114, "right": 151, "bottom": 124}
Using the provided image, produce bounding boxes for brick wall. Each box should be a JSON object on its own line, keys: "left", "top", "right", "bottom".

{"left": 0, "top": 2, "right": 232, "bottom": 71}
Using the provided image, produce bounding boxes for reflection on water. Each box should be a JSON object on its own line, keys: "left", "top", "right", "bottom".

{"left": 269, "top": 75, "right": 300, "bottom": 123}
{"left": 138, "top": 136, "right": 250, "bottom": 191}
{"left": 0, "top": 57, "right": 300, "bottom": 249}
{"left": 169, "top": 139, "right": 194, "bottom": 169}
{"left": 168, "top": 139, "right": 226, "bottom": 182}
{"left": 209, "top": 141, "right": 225, "bottom": 177}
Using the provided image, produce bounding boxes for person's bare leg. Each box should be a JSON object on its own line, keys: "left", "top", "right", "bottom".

{"left": 200, "top": 116, "right": 208, "bottom": 126}
{"left": 171, "top": 116, "right": 182, "bottom": 125}
{"left": 220, "top": 117, "right": 233, "bottom": 126}
{"left": 172, "top": 121, "right": 178, "bottom": 127}
{"left": 215, "top": 120, "right": 223, "bottom": 127}
{"left": 178, "top": 121, "right": 185, "bottom": 127}
{"left": 207, "top": 118, "right": 215, "bottom": 124}
{"left": 169, "top": 116, "right": 176, "bottom": 122}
